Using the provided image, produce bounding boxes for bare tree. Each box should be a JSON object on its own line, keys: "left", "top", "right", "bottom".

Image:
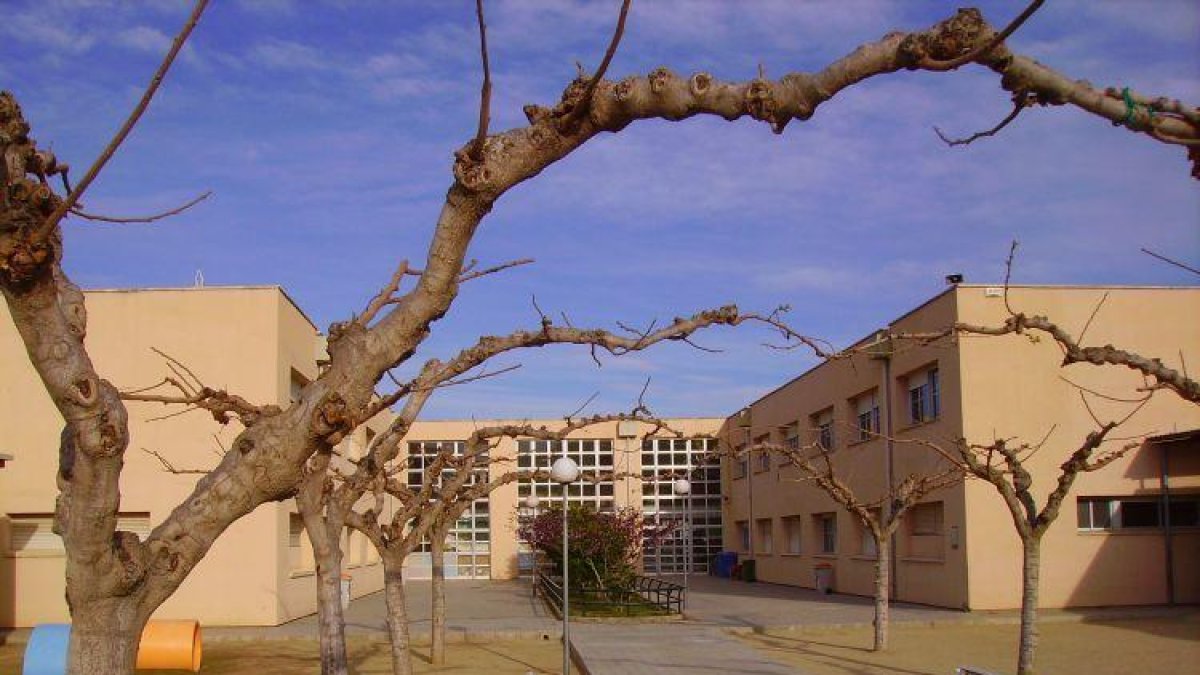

{"left": 2, "top": 2, "right": 1198, "bottom": 673}
{"left": 739, "top": 437, "right": 960, "bottom": 651}
{"left": 336, "top": 413, "right": 664, "bottom": 675}
{"left": 931, "top": 412, "right": 1146, "bottom": 675}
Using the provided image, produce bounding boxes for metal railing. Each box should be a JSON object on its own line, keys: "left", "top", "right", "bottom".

{"left": 537, "top": 572, "right": 684, "bottom": 616}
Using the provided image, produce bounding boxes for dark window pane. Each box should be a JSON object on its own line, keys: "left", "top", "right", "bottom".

{"left": 1168, "top": 499, "right": 1199, "bottom": 527}
{"left": 1119, "top": 500, "right": 1159, "bottom": 528}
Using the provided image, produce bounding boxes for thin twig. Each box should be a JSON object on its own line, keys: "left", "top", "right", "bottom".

{"left": 1140, "top": 247, "right": 1200, "bottom": 276}
{"left": 69, "top": 190, "right": 212, "bottom": 224}
{"left": 143, "top": 448, "right": 210, "bottom": 475}
{"left": 1076, "top": 291, "right": 1110, "bottom": 345}
{"left": 566, "top": 0, "right": 633, "bottom": 126}
{"left": 566, "top": 391, "right": 600, "bottom": 420}
{"left": 934, "top": 98, "right": 1025, "bottom": 146}
{"left": 459, "top": 257, "right": 534, "bottom": 282}
{"left": 469, "top": 0, "right": 492, "bottom": 161}
{"left": 38, "top": 0, "right": 210, "bottom": 240}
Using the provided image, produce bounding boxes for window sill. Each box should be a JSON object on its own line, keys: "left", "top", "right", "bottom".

{"left": 812, "top": 553, "right": 838, "bottom": 560}
{"left": 846, "top": 437, "right": 879, "bottom": 448}
{"left": 754, "top": 551, "right": 773, "bottom": 557}
{"left": 898, "top": 417, "right": 941, "bottom": 433}
{"left": 900, "top": 556, "right": 945, "bottom": 564}
{"left": 851, "top": 554, "right": 879, "bottom": 562}
{"left": 289, "top": 569, "right": 316, "bottom": 578}
{"left": 780, "top": 552, "right": 803, "bottom": 557}
{"left": 1077, "top": 528, "right": 1177, "bottom": 536}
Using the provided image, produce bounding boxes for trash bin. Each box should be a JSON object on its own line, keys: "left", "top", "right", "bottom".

{"left": 741, "top": 559, "right": 757, "bottom": 582}
{"left": 716, "top": 551, "right": 738, "bottom": 578}
{"left": 340, "top": 573, "right": 353, "bottom": 611}
{"left": 814, "top": 563, "right": 834, "bottom": 594}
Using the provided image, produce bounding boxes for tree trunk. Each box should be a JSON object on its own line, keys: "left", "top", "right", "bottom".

{"left": 382, "top": 558, "right": 414, "bottom": 675}
{"left": 315, "top": 543, "right": 349, "bottom": 675}
{"left": 872, "top": 535, "right": 890, "bottom": 652}
{"left": 431, "top": 528, "right": 448, "bottom": 666}
{"left": 67, "top": 597, "right": 144, "bottom": 675}
{"left": 1016, "top": 535, "right": 1042, "bottom": 675}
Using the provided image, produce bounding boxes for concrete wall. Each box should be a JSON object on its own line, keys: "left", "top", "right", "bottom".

{"left": 724, "top": 285, "right": 1200, "bottom": 611}
{"left": 0, "top": 287, "right": 336, "bottom": 626}
{"left": 721, "top": 289, "right": 968, "bottom": 608}
{"left": 956, "top": 286, "right": 1200, "bottom": 610}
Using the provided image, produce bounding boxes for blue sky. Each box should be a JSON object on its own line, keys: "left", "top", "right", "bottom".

{"left": 4, "top": 0, "right": 1198, "bottom": 420}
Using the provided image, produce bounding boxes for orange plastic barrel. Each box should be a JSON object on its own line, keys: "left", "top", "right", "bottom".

{"left": 135, "top": 619, "right": 202, "bottom": 671}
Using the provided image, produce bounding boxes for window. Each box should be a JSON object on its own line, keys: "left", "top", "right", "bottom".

{"left": 517, "top": 439, "right": 613, "bottom": 512}
{"left": 9, "top": 512, "right": 149, "bottom": 555}
{"left": 854, "top": 390, "right": 880, "bottom": 441}
{"left": 815, "top": 512, "right": 837, "bottom": 554}
{"left": 1075, "top": 496, "right": 1200, "bottom": 531}
{"left": 783, "top": 423, "right": 800, "bottom": 450}
{"left": 812, "top": 409, "right": 834, "bottom": 450}
{"left": 408, "top": 440, "right": 491, "bottom": 578}
{"left": 906, "top": 502, "right": 945, "bottom": 560}
{"left": 640, "top": 437, "right": 722, "bottom": 573}
{"left": 911, "top": 502, "right": 944, "bottom": 535}
{"left": 733, "top": 445, "right": 748, "bottom": 479}
{"left": 755, "top": 518, "right": 773, "bottom": 554}
{"left": 736, "top": 521, "right": 750, "bottom": 552}
{"left": 783, "top": 516, "right": 802, "bottom": 554}
{"left": 753, "top": 435, "right": 770, "bottom": 471}
{"left": 906, "top": 366, "right": 940, "bottom": 424}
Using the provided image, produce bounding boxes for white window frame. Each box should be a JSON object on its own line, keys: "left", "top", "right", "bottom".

{"left": 854, "top": 390, "right": 880, "bottom": 441}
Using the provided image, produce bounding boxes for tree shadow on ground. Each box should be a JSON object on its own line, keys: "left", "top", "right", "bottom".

{"left": 740, "top": 633, "right": 936, "bottom": 675}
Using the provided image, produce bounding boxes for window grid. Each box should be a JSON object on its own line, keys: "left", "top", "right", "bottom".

{"left": 407, "top": 441, "right": 491, "bottom": 579}
{"left": 641, "top": 438, "right": 722, "bottom": 574}
{"left": 816, "top": 513, "right": 837, "bottom": 554}
{"left": 908, "top": 367, "right": 941, "bottom": 424}
{"left": 517, "top": 439, "right": 615, "bottom": 510}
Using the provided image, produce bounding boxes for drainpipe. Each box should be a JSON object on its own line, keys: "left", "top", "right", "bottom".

{"left": 1160, "top": 442, "right": 1174, "bottom": 605}
{"left": 878, "top": 334, "right": 898, "bottom": 600}
{"left": 747, "top": 425, "right": 755, "bottom": 562}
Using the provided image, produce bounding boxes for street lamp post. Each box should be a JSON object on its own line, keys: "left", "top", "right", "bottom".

{"left": 673, "top": 477, "right": 692, "bottom": 611}
{"left": 524, "top": 494, "right": 540, "bottom": 596}
{"left": 550, "top": 455, "right": 580, "bottom": 675}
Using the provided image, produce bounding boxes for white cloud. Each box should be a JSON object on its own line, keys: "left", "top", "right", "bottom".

{"left": 248, "top": 39, "right": 328, "bottom": 71}
{"left": 114, "top": 25, "right": 171, "bottom": 53}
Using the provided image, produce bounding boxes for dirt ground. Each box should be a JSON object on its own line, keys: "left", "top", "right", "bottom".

{"left": 4, "top": 618, "right": 1196, "bottom": 674}
{"left": 0, "top": 637, "right": 564, "bottom": 674}
{"left": 738, "top": 617, "right": 1200, "bottom": 675}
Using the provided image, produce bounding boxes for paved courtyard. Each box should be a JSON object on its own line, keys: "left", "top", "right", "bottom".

{"left": 6, "top": 573, "right": 1192, "bottom": 674}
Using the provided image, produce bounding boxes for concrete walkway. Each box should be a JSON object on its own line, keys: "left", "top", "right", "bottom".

{"left": 204, "top": 579, "right": 559, "bottom": 643}
{"left": 6, "top": 574, "right": 1191, "bottom": 674}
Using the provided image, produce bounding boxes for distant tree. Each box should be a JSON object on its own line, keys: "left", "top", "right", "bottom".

{"left": 336, "top": 413, "right": 669, "bottom": 675}
{"left": 2, "top": 1, "right": 1197, "bottom": 673}
{"left": 926, "top": 287, "right": 1197, "bottom": 675}
{"left": 745, "top": 434, "right": 960, "bottom": 651}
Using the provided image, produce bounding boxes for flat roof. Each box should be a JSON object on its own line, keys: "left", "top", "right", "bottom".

{"left": 85, "top": 285, "right": 320, "bottom": 334}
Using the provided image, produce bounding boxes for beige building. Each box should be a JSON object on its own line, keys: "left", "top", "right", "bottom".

{"left": 721, "top": 285, "right": 1200, "bottom": 610}
{"left": 0, "top": 286, "right": 722, "bottom": 628}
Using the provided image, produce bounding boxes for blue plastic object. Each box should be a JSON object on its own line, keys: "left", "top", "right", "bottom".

{"left": 23, "top": 624, "right": 70, "bottom": 675}
{"left": 715, "top": 551, "right": 738, "bottom": 578}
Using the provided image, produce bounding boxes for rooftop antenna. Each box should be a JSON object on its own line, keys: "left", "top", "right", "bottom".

{"left": 194, "top": 269, "right": 205, "bottom": 288}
